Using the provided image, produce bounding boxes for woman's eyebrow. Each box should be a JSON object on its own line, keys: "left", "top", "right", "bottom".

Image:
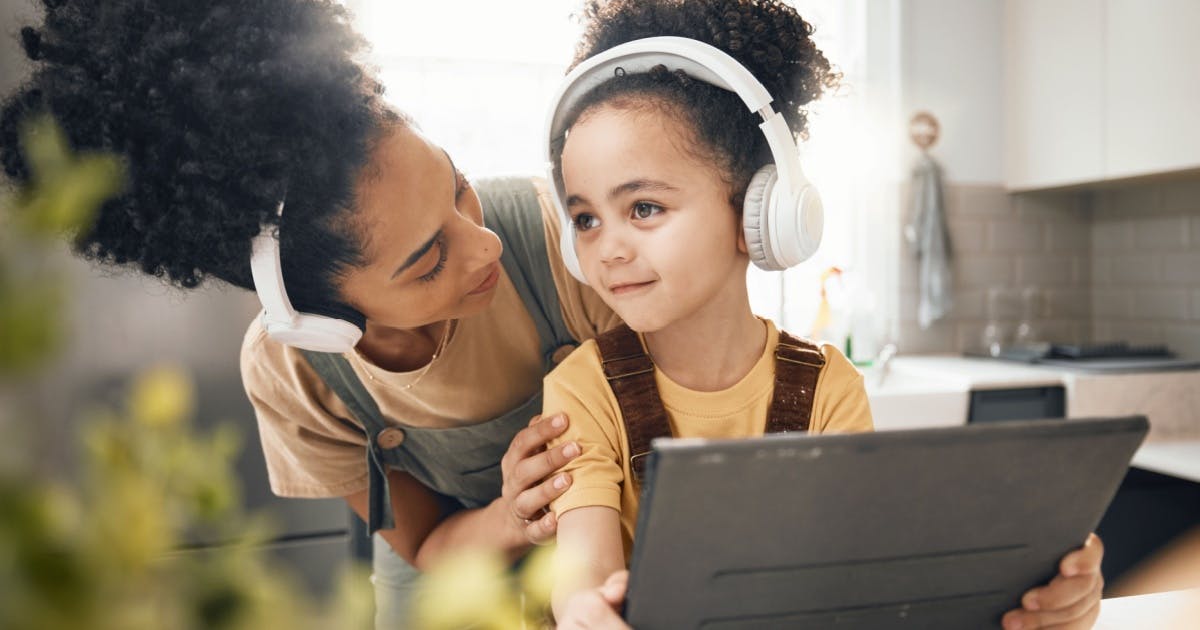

{"left": 389, "top": 150, "right": 457, "bottom": 280}
{"left": 391, "top": 229, "right": 443, "bottom": 280}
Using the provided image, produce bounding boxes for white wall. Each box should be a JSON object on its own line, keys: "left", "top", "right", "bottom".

{"left": 1, "top": 0, "right": 36, "bottom": 93}
{"left": 899, "top": 0, "right": 1005, "bottom": 185}
{"left": 1, "top": 1, "right": 261, "bottom": 470}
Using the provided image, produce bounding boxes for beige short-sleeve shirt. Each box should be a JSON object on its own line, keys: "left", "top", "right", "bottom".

{"left": 240, "top": 177, "right": 621, "bottom": 498}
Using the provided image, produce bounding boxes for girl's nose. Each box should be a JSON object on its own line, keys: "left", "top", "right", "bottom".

{"left": 597, "top": 224, "right": 634, "bottom": 265}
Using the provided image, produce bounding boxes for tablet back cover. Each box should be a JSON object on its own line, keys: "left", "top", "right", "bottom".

{"left": 624, "top": 416, "right": 1147, "bottom": 629}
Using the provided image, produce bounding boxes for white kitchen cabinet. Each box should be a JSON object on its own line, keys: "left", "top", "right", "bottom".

{"left": 1105, "top": 0, "right": 1200, "bottom": 180}
{"left": 1004, "top": 0, "right": 1200, "bottom": 190}
{"left": 1004, "top": 0, "right": 1105, "bottom": 191}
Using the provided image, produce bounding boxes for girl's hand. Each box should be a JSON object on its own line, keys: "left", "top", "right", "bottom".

{"left": 1001, "top": 533, "right": 1105, "bottom": 630}
{"left": 499, "top": 413, "right": 581, "bottom": 545}
{"left": 556, "top": 570, "right": 630, "bottom": 630}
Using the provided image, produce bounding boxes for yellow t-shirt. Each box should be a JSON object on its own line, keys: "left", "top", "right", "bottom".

{"left": 240, "top": 177, "right": 621, "bottom": 498}
{"left": 544, "top": 319, "right": 874, "bottom": 558}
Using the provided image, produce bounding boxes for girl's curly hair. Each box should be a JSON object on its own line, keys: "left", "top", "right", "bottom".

{"left": 563, "top": 0, "right": 841, "bottom": 207}
{"left": 1, "top": 0, "right": 394, "bottom": 326}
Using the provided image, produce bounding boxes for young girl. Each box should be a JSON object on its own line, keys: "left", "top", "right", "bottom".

{"left": 541, "top": 2, "right": 1105, "bottom": 629}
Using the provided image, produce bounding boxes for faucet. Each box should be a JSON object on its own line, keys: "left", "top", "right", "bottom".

{"left": 873, "top": 343, "right": 898, "bottom": 387}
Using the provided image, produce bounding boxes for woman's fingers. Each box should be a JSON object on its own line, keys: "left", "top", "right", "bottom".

{"left": 523, "top": 509, "right": 558, "bottom": 545}
{"left": 512, "top": 440, "right": 580, "bottom": 499}
{"left": 501, "top": 414, "right": 570, "bottom": 498}
{"left": 504, "top": 414, "right": 568, "bottom": 470}
{"left": 512, "top": 468, "right": 574, "bottom": 523}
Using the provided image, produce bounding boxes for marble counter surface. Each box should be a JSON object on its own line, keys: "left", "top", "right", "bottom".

{"left": 1130, "top": 440, "right": 1200, "bottom": 484}
{"left": 1093, "top": 588, "right": 1200, "bottom": 629}
{"left": 876, "top": 355, "right": 1200, "bottom": 481}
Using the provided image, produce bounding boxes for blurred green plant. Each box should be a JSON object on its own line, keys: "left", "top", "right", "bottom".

{"left": 1, "top": 113, "right": 568, "bottom": 630}
{"left": 411, "top": 544, "right": 565, "bottom": 630}
{"left": 0, "top": 116, "right": 373, "bottom": 630}
{"left": 0, "top": 114, "right": 125, "bottom": 374}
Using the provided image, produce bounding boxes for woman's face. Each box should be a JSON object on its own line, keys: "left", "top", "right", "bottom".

{"left": 339, "top": 124, "right": 503, "bottom": 329}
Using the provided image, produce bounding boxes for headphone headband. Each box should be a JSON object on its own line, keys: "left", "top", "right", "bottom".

{"left": 248, "top": 200, "right": 364, "bottom": 353}
{"left": 543, "top": 36, "right": 819, "bottom": 282}
{"left": 249, "top": 201, "right": 298, "bottom": 329}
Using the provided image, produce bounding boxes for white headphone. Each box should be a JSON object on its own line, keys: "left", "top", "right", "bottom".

{"left": 544, "top": 36, "right": 823, "bottom": 284}
{"left": 249, "top": 201, "right": 364, "bottom": 353}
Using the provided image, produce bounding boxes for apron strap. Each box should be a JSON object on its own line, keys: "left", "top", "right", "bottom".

{"left": 300, "top": 349, "right": 397, "bottom": 533}
{"left": 766, "top": 331, "right": 826, "bottom": 434}
{"left": 476, "top": 177, "right": 577, "bottom": 372}
{"left": 596, "top": 324, "right": 671, "bottom": 487}
{"left": 297, "top": 177, "right": 576, "bottom": 535}
{"left": 597, "top": 325, "right": 826, "bottom": 487}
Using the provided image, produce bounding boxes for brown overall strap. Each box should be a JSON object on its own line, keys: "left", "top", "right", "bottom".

{"left": 597, "top": 325, "right": 827, "bottom": 486}
{"left": 766, "top": 331, "right": 826, "bottom": 433}
{"left": 596, "top": 324, "right": 671, "bottom": 486}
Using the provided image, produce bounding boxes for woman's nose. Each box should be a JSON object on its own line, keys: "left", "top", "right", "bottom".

{"left": 471, "top": 224, "right": 503, "bottom": 269}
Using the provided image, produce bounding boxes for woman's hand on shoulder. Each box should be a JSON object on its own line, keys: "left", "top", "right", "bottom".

{"left": 498, "top": 413, "right": 581, "bottom": 545}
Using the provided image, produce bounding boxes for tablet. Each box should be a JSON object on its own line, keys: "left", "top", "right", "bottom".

{"left": 624, "top": 416, "right": 1148, "bottom": 629}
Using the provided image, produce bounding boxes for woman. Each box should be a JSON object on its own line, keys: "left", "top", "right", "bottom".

{"left": 1, "top": 1, "right": 1104, "bottom": 628}
{"left": 1, "top": 0, "right": 612, "bottom": 625}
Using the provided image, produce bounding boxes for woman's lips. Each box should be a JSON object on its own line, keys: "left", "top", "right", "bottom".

{"left": 467, "top": 264, "right": 500, "bottom": 295}
{"left": 608, "top": 280, "right": 656, "bottom": 296}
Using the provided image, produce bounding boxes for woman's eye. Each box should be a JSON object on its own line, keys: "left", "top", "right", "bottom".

{"left": 632, "top": 202, "right": 663, "bottom": 220}
{"left": 418, "top": 236, "right": 448, "bottom": 283}
{"left": 573, "top": 213, "right": 601, "bottom": 232}
{"left": 455, "top": 170, "right": 470, "bottom": 199}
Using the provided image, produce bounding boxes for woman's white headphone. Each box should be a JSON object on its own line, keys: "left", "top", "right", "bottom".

{"left": 248, "top": 201, "right": 364, "bottom": 353}
{"left": 544, "top": 36, "right": 823, "bottom": 284}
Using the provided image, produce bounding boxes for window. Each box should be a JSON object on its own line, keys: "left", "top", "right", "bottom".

{"left": 347, "top": 1, "right": 890, "bottom": 355}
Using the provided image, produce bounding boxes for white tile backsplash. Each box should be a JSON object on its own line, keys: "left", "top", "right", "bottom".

{"left": 895, "top": 177, "right": 1200, "bottom": 357}
{"left": 1134, "top": 215, "right": 1191, "bottom": 250}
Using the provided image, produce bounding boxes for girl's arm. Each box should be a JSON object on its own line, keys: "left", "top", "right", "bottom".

{"left": 552, "top": 506, "right": 626, "bottom": 621}
{"left": 346, "top": 413, "right": 580, "bottom": 570}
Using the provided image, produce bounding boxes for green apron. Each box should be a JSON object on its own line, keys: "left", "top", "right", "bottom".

{"left": 301, "top": 177, "right": 576, "bottom": 628}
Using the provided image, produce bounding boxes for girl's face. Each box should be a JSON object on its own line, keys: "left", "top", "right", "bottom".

{"left": 339, "top": 124, "right": 503, "bottom": 329}
{"left": 560, "top": 104, "right": 751, "bottom": 333}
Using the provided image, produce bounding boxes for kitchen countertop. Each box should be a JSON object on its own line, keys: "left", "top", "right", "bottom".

{"left": 883, "top": 354, "right": 1072, "bottom": 389}
{"left": 1093, "top": 588, "right": 1200, "bottom": 629}
{"left": 1130, "top": 440, "right": 1200, "bottom": 484}
{"left": 870, "top": 355, "right": 1200, "bottom": 483}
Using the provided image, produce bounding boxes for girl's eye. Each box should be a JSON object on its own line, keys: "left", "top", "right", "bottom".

{"left": 573, "top": 213, "right": 601, "bottom": 232}
{"left": 632, "top": 202, "right": 664, "bottom": 220}
{"left": 418, "top": 236, "right": 448, "bottom": 283}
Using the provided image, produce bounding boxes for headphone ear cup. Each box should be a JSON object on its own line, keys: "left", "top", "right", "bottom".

{"left": 266, "top": 313, "right": 363, "bottom": 353}
{"left": 743, "top": 165, "right": 784, "bottom": 271}
{"left": 791, "top": 183, "right": 824, "bottom": 265}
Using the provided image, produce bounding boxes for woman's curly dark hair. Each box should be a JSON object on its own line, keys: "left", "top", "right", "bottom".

{"left": 0, "top": 0, "right": 395, "bottom": 326}
{"left": 563, "top": 0, "right": 841, "bottom": 207}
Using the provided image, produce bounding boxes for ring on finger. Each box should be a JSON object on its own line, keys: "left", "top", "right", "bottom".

{"left": 521, "top": 507, "right": 549, "bottom": 521}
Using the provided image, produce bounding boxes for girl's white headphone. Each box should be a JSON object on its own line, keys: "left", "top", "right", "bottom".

{"left": 544, "top": 36, "right": 823, "bottom": 284}
{"left": 249, "top": 201, "right": 364, "bottom": 353}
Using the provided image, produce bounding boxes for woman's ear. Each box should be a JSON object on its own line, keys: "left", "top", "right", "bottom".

{"left": 736, "top": 217, "right": 749, "bottom": 254}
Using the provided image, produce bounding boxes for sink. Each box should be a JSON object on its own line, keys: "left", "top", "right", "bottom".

{"left": 863, "top": 367, "right": 970, "bottom": 431}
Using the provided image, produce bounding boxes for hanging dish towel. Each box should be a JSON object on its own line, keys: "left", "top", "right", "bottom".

{"left": 904, "top": 153, "right": 952, "bottom": 329}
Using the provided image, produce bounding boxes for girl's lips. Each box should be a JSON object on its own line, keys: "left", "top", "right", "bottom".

{"left": 609, "top": 280, "right": 656, "bottom": 296}
{"left": 467, "top": 264, "right": 500, "bottom": 295}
